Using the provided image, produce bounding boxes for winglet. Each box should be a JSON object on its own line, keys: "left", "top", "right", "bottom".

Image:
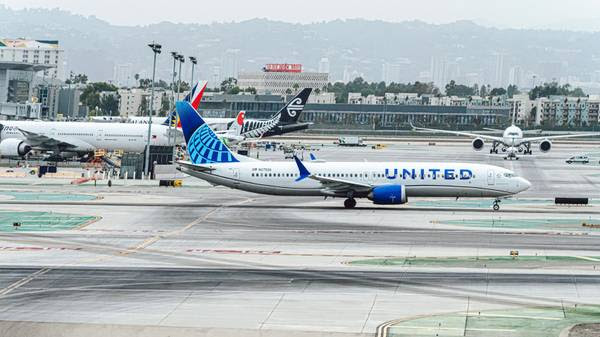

{"left": 309, "top": 153, "right": 317, "bottom": 161}
{"left": 293, "top": 155, "right": 310, "bottom": 182}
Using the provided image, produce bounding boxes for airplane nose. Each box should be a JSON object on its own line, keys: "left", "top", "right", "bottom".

{"left": 518, "top": 177, "right": 531, "bottom": 191}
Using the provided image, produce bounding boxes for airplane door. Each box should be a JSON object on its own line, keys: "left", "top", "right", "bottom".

{"left": 96, "top": 129, "right": 104, "bottom": 142}
{"left": 49, "top": 128, "right": 56, "bottom": 137}
{"left": 487, "top": 170, "right": 495, "bottom": 185}
{"left": 230, "top": 168, "right": 240, "bottom": 186}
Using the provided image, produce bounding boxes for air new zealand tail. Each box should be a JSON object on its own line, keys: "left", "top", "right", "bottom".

{"left": 240, "top": 88, "right": 312, "bottom": 138}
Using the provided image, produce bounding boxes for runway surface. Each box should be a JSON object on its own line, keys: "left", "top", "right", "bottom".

{"left": 0, "top": 141, "right": 599, "bottom": 336}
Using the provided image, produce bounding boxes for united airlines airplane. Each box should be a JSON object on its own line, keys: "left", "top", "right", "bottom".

{"left": 176, "top": 101, "right": 531, "bottom": 210}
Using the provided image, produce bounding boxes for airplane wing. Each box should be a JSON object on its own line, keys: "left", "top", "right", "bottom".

{"left": 293, "top": 156, "right": 371, "bottom": 195}
{"left": 523, "top": 133, "right": 600, "bottom": 143}
{"left": 17, "top": 128, "right": 82, "bottom": 150}
{"left": 411, "top": 124, "right": 504, "bottom": 142}
{"left": 308, "top": 174, "right": 372, "bottom": 194}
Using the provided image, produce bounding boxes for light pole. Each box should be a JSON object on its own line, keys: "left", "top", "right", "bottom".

{"left": 176, "top": 54, "right": 185, "bottom": 101}
{"left": 145, "top": 42, "right": 161, "bottom": 178}
{"left": 189, "top": 56, "right": 197, "bottom": 86}
{"left": 169, "top": 52, "right": 179, "bottom": 146}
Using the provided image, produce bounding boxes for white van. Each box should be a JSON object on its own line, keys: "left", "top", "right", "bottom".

{"left": 566, "top": 155, "right": 590, "bottom": 164}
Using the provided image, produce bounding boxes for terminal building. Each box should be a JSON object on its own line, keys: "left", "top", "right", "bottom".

{"left": 199, "top": 93, "right": 511, "bottom": 132}
{"left": 238, "top": 64, "right": 329, "bottom": 95}
{"left": 0, "top": 38, "right": 65, "bottom": 120}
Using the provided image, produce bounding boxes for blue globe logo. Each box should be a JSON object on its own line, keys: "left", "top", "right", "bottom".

{"left": 188, "top": 124, "right": 238, "bottom": 164}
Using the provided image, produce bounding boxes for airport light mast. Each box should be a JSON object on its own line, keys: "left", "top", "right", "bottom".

{"left": 145, "top": 42, "right": 161, "bottom": 178}
{"left": 189, "top": 56, "right": 197, "bottom": 86}
{"left": 169, "top": 51, "right": 180, "bottom": 146}
{"left": 176, "top": 54, "right": 185, "bottom": 101}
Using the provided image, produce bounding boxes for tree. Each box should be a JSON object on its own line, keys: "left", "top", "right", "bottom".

{"left": 292, "top": 83, "right": 300, "bottom": 93}
{"left": 314, "top": 88, "right": 321, "bottom": 95}
{"left": 99, "top": 94, "right": 120, "bottom": 116}
{"left": 489, "top": 87, "right": 507, "bottom": 96}
{"left": 80, "top": 82, "right": 119, "bottom": 112}
{"left": 479, "top": 85, "right": 488, "bottom": 97}
{"left": 244, "top": 87, "right": 257, "bottom": 94}
{"left": 159, "top": 93, "right": 170, "bottom": 116}
{"left": 285, "top": 88, "right": 293, "bottom": 95}
{"left": 139, "top": 95, "right": 148, "bottom": 116}
{"left": 529, "top": 81, "right": 586, "bottom": 99}
{"left": 220, "top": 77, "right": 238, "bottom": 92}
{"left": 445, "top": 80, "right": 475, "bottom": 97}
{"left": 507, "top": 85, "right": 520, "bottom": 98}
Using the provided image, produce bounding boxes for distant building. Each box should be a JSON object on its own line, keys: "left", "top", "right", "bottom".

{"left": 112, "top": 63, "right": 132, "bottom": 87}
{"left": 494, "top": 53, "right": 505, "bottom": 88}
{"left": 57, "top": 87, "right": 85, "bottom": 119}
{"left": 318, "top": 58, "right": 330, "bottom": 74}
{"left": 238, "top": 64, "right": 329, "bottom": 95}
{"left": 34, "top": 84, "right": 60, "bottom": 120}
{"left": 308, "top": 92, "right": 335, "bottom": 104}
{"left": 118, "top": 88, "right": 174, "bottom": 117}
{"left": 221, "top": 49, "right": 240, "bottom": 81}
{"left": 0, "top": 38, "right": 64, "bottom": 80}
{"left": 537, "top": 96, "right": 593, "bottom": 127}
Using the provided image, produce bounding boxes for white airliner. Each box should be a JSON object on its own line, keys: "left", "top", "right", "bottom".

{"left": 0, "top": 120, "right": 170, "bottom": 158}
{"left": 175, "top": 101, "right": 530, "bottom": 210}
{"left": 412, "top": 109, "right": 599, "bottom": 160}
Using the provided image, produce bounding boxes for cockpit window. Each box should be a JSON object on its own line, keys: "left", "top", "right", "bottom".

{"left": 508, "top": 132, "right": 520, "bottom": 136}
{"left": 503, "top": 173, "right": 516, "bottom": 178}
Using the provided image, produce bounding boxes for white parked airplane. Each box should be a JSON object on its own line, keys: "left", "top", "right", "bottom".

{"left": 0, "top": 120, "right": 171, "bottom": 159}
{"left": 412, "top": 112, "right": 599, "bottom": 160}
{"left": 175, "top": 100, "right": 530, "bottom": 210}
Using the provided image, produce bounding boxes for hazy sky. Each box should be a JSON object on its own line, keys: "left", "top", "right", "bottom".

{"left": 2, "top": 0, "right": 600, "bottom": 30}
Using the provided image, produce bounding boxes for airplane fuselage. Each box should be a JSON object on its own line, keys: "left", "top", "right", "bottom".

{"left": 179, "top": 161, "right": 530, "bottom": 198}
{"left": 0, "top": 120, "right": 170, "bottom": 154}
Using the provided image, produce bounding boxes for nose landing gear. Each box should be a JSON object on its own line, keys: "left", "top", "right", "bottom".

{"left": 492, "top": 199, "right": 501, "bottom": 211}
{"left": 344, "top": 198, "right": 357, "bottom": 209}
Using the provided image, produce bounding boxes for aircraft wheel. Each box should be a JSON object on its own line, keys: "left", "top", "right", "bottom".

{"left": 493, "top": 203, "right": 500, "bottom": 211}
{"left": 344, "top": 198, "right": 357, "bottom": 209}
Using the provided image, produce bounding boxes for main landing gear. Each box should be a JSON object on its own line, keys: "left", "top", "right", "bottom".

{"left": 344, "top": 198, "right": 357, "bottom": 209}
{"left": 492, "top": 199, "right": 501, "bottom": 211}
{"left": 490, "top": 141, "right": 499, "bottom": 154}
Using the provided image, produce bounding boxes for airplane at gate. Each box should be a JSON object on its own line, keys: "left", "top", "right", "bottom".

{"left": 175, "top": 100, "right": 531, "bottom": 209}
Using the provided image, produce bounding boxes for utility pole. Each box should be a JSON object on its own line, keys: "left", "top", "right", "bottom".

{"left": 145, "top": 42, "right": 161, "bottom": 178}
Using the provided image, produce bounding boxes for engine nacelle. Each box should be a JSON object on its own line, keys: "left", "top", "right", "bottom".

{"left": 0, "top": 139, "right": 32, "bottom": 157}
{"left": 367, "top": 185, "right": 408, "bottom": 205}
{"left": 539, "top": 140, "right": 552, "bottom": 153}
{"left": 472, "top": 138, "right": 484, "bottom": 151}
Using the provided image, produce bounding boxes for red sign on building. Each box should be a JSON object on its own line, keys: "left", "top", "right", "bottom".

{"left": 263, "top": 64, "right": 302, "bottom": 73}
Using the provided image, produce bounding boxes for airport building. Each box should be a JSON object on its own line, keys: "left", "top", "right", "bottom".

{"left": 199, "top": 93, "right": 511, "bottom": 130}
{"left": 0, "top": 39, "right": 64, "bottom": 80}
{"left": 238, "top": 64, "right": 329, "bottom": 95}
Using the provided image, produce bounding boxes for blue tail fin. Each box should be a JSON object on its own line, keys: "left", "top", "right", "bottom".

{"left": 176, "top": 101, "right": 239, "bottom": 164}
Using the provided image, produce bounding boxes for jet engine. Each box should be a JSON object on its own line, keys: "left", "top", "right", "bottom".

{"left": 472, "top": 138, "right": 484, "bottom": 151}
{"left": 367, "top": 185, "right": 407, "bottom": 205}
{"left": 0, "top": 139, "right": 32, "bottom": 157}
{"left": 539, "top": 140, "right": 552, "bottom": 153}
